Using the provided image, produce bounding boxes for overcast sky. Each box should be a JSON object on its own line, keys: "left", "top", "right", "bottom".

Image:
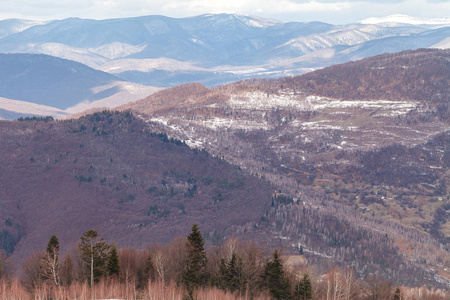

{"left": 0, "top": 0, "right": 449, "bottom": 24}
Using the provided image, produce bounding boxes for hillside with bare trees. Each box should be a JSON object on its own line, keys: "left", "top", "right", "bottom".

{"left": 0, "top": 49, "right": 448, "bottom": 290}
{"left": 120, "top": 49, "right": 449, "bottom": 288}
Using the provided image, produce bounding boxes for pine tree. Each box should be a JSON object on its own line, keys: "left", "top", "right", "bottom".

{"left": 107, "top": 244, "right": 120, "bottom": 277}
{"left": 46, "top": 234, "right": 59, "bottom": 254}
{"left": 263, "top": 250, "right": 292, "bottom": 300}
{"left": 183, "top": 223, "right": 207, "bottom": 299}
{"left": 219, "top": 251, "right": 244, "bottom": 293}
{"left": 295, "top": 273, "right": 312, "bottom": 300}
{"left": 41, "top": 234, "right": 60, "bottom": 286}
{"left": 79, "top": 229, "right": 110, "bottom": 287}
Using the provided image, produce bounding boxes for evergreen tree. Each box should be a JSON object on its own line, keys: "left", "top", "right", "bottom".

{"left": 46, "top": 234, "right": 60, "bottom": 254}
{"left": 183, "top": 223, "right": 207, "bottom": 299}
{"left": 263, "top": 250, "right": 292, "bottom": 300}
{"left": 295, "top": 273, "right": 312, "bottom": 300}
{"left": 219, "top": 251, "right": 244, "bottom": 293}
{"left": 41, "top": 234, "right": 60, "bottom": 285}
{"left": 393, "top": 286, "right": 402, "bottom": 300}
{"left": 79, "top": 229, "right": 110, "bottom": 287}
{"left": 107, "top": 244, "right": 120, "bottom": 277}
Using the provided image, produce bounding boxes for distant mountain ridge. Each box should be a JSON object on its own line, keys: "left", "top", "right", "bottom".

{"left": 0, "top": 53, "right": 161, "bottom": 119}
{"left": 0, "top": 14, "right": 448, "bottom": 89}
{"left": 0, "top": 18, "right": 48, "bottom": 39}
{"left": 360, "top": 14, "right": 450, "bottom": 26}
{"left": 0, "top": 53, "right": 119, "bottom": 109}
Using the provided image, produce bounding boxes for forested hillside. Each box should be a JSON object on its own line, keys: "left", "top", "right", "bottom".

{"left": 121, "top": 49, "right": 450, "bottom": 288}
{"left": 0, "top": 112, "right": 273, "bottom": 268}
{"left": 0, "top": 49, "right": 448, "bottom": 291}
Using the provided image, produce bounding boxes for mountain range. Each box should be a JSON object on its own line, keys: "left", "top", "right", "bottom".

{"left": 0, "top": 14, "right": 449, "bottom": 120}
{"left": 0, "top": 48, "right": 448, "bottom": 289}
{"left": 0, "top": 13, "right": 449, "bottom": 289}
{"left": 0, "top": 53, "right": 160, "bottom": 119}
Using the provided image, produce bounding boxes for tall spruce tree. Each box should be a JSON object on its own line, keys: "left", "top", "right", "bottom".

{"left": 295, "top": 273, "right": 312, "bottom": 300}
{"left": 107, "top": 244, "right": 120, "bottom": 277}
{"left": 183, "top": 224, "right": 207, "bottom": 299}
{"left": 263, "top": 250, "right": 292, "bottom": 300}
{"left": 79, "top": 229, "right": 110, "bottom": 287}
{"left": 46, "top": 235, "right": 59, "bottom": 254}
{"left": 41, "top": 234, "right": 60, "bottom": 286}
{"left": 219, "top": 251, "right": 244, "bottom": 293}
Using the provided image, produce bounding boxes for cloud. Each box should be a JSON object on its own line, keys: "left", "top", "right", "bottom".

{"left": 159, "top": 0, "right": 350, "bottom": 15}
{"left": 291, "top": 0, "right": 403, "bottom": 2}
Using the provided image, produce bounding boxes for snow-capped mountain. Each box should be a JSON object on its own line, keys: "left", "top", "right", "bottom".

{"left": 0, "top": 13, "right": 448, "bottom": 117}
{"left": 360, "top": 14, "right": 450, "bottom": 27}
{"left": 0, "top": 18, "right": 48, "bottom": 39}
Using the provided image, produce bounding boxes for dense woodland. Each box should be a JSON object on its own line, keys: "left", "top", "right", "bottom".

{"left": 0, "top": 111, "right": 273, "bottom": 270}
{"left": 0, "top": 224, "right": 447, "bottom": 300}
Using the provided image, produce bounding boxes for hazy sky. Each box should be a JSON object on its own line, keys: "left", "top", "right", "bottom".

{"left": 0, "top": 0, "right": 449, "bottom": 24}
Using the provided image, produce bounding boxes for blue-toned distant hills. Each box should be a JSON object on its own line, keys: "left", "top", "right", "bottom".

{"left": 0, "top": 14, "right": 448, "bottom": 118}
{"left": 0, "top": 53, "right": 118, "bottom": 109}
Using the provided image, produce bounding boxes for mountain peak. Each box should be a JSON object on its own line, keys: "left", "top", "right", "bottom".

{"left": 196, "top": 13, "right": 283, "bottom": 28}
{"left": 359, "top": 14, "right": 450, "bottom": 26}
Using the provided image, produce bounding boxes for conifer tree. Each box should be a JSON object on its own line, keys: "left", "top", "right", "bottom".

{"left": 46, "top": 234, "right": 59, "bottom": 254}
{"left": 295, "top": 273, "right": 312, "bottom": 300}
{"left": 263, "top": 250, "right": 291, "bottom": 300}
{"left": 107, "top": 244, "right": 120, "bottom": 277}
{"left": 183, "top": 223, "right": 207, "bottom": 299}
{"left": 219, "top": 251, "right": 244, "bottom": 293}
{"left": 41, "top": 234, "right": 60, "bottom": 286}
{"left": 79, "top": 229, "right": 110, "bottom": 287}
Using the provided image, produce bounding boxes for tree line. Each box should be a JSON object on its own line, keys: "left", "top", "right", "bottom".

{"left": 0, "top": 224, "right": 448, "bottom": 299}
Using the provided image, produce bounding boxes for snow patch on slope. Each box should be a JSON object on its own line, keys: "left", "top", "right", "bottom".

{"left": 236, "top": 15, "right": 283, "bottom": 28}
{"left": 281, "top": 28, "right": 375, "bottom": 53}
{"left": 90, "top": 42, "right": 147, "bottom": 60}
{"left": 228, "top": 92, "right": 418, "bottom": 115}
{"left": 66, "top": 81, "right": 162, "bottom": 114}
{"left": 99, "top": 58, "right": 207, "bottom": 73}
{"left": 0, "top": 19, "right": 49, "bottom": 39}
{"left": 229, "top": 92, "right": 305, "bottom": 110}
{"left": 33, "top": 43, "right": 109, "bottom": 68}
{"left": 431, "top": 37, "right": 450, "bottom": 49}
